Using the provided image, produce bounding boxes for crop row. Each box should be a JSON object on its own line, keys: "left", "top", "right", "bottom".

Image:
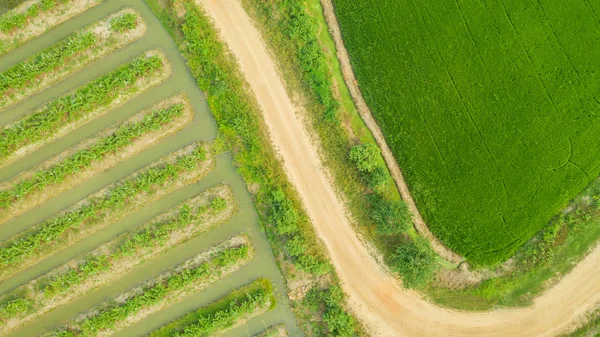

{"left": 0, "top": 185, "right": 235, "bottom": 333}
{"left": 148, "top": 278, "right": 274, "bottom": 337}
{"left": 0, "top": 0, "right": 104, "bottom": 56}
{"left": 0, "top": 8, "right": 146, "bottom": 111}
{"left": 0, "top": 0, "right": 71, "bottom": 33}
{"left": 0, "top": 50, "right": 170, "bottom": 167}
{"left": 47, "top": 238, "right": 252, "bottom": 337}
{"left": 0, "top": 95, "right": 192, "bottom": 225}
{"left": 0, "top": 142, "right": 214, "bottom": 281}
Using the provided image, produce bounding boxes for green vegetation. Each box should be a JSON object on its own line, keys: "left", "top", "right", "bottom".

{"left": 0, "top": 102, "right": 186, "bottom": 212}
{"left": 146, "top": 0, "right": 362, "bottom": 335}
{"left": 0, "top": 143, "right": 212, "bottom": 280}
{"left": 391, "top": 238, "right": 437, "bottom": 288}
{"left": 241, "top": 0, "right": 434, "bottom": 288}
{"left": 47, "top": 241, "right": 251, "bottom": 337}
{"left": 0, "top": 9, "right": 143, "bottom": 110}
{"left": 332, "top": 0, "right": 600, "bottom": 265}
{"left": 0, "top": 32, "right": 96, "bottom": 94}
{"left": 427, "top": 177, "right": 600, "bottom": 309}
{"left": 0, "top": 0, "right": 69, "bottom": 33}
{"left": 303, "top": 286, "right": 357, "bottom": 337}
{"left": 561, "top": 309, "right": 600, "bottom": 337}
{"left": 110, "top": 12, "right": 137, "bottom": 32}
{"left": 0, "top": 186, "right": 234, "bottom": 330}
{"left": 148, "top": 278, "right": 274, "bottom": 337}
{"left": 0, "top": 51, "right": 166, "bottom": 163}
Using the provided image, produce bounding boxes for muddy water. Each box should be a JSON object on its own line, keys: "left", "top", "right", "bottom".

{"left": 0, "top": 1, "right": 301, "bottom": 336}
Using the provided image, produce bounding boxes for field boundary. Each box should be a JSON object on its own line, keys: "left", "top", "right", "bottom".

{"left": 319, "top": 0, "right": 463, "bottom": 264}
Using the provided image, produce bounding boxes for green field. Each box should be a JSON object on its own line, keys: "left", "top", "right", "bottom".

{"left": 332, "top": 0, "right": 600, "bottom": 264}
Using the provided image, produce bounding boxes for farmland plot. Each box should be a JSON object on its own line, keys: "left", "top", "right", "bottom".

{"left": 0, "top": 0, "right": 299, "bottom": 336}
{"left": 332, "top": 0, "right": 600, "bottom": 264}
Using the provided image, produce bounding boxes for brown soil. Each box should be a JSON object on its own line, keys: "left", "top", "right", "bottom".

{"left": 197, "top": 1, "right": 600, "bottom": 335}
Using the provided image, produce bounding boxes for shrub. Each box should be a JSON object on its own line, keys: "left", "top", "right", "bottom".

{"left": 369, "top": 193, "right": 412, "bottom": 236}
{"left": 349, "top": 143, "right": 380, "bottom": 173}
{"left": 268, "top": 189, "right": 299, "bottom": 235}
{"left": 391, "top": 238, "right": 437, "bottom": 288}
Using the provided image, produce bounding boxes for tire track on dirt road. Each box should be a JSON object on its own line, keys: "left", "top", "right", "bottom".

{"left": 197, "top": 0, "right": 600, "bottom": 335}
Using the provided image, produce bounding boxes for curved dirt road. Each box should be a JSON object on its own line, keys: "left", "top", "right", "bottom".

{"left": 197, "top": 0, "right": 600, "bottom": 336}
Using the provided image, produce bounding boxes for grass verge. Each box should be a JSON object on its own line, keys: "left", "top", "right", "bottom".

{"left": 46, "top": 236, "right": 252, "bottom": 337}
{"left": 148, "top": 277, "right": 274, "bottom": 337}
{"left": 0, "top": 94, "right": 193, "bottom": 225}
{"left": 0, "top": 7, "right": 146, "bottom": 112}
{"left": 0, "top": 184, "right": 235, "bottom": 334}
{"left": 0, "top": 0, "right": 104, "bottom": 56}
{"left": 145, "top": 0, "right": 365, "bottom": 335}
{"left": 0, "top": 49, "right": 171, "bottom": 168}
{"left": 0, "top": 142, "right": 213, "bottom": 281}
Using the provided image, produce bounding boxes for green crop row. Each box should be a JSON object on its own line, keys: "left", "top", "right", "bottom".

{"left": 148, "top": 278, "right": 274, "bottom": 337}
{"left": 0, "top": 51, "right": 165, "bottom": 162}
{"left": 0, "top": 9, "right": 142, "bottom": 110}
{"left": 48, "top": 242, "right": 251, "bottom": 337}
{"left": 0, "top": 102, "right": 184, "bottom": 211}
{"left": 0, "top": 0, "right": 69, "bottom": 33}
{"left": 0, "top": 186, "right": 234, "bottom": 333}
{"left": 0, "top": 143, "right": 212, "bottom": 280}
{"left": 0, "top": 32, "right": 95, "bottom": 94}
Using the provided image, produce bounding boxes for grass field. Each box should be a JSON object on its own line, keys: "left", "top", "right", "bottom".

{"left": 332, "top": 0, "right": 600, "bottom": 265}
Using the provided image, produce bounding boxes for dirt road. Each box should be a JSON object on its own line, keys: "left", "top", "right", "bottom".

{"left": 197, "top": 0, "right": 600, "bottom": 335}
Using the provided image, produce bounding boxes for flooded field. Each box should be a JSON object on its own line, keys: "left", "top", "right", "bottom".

{"left": 0, "top": 1, "right": 300, "bottom": 336}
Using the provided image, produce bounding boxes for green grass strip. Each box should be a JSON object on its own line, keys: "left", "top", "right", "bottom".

{"left": 0, "top": 8, "right": 146, "bottom": 111}
{"left": 0, "top": 0, "right": 70, "bottom": 33}
{"left": 0, "top": 97, "right": 190, "bottom": 222}
{"left": 0, "top": 185, "right": 236, "bottom": 333}
{"left": 0, "top": 0, "right": 105, "bottom": 56}
{"left": 0, "top": 50, "right": 168, "bottom": 165}
{"left": 0, "top": 142, "right": 214, "bottom": 281}
{"left": 0, "top": 32, "right": 95, "bottom": 91}
{"left": 148, "top": 278, "right": 275, "bottom": 337}
{"left": 47, "top": 239, "right": 253, "bottom": 337}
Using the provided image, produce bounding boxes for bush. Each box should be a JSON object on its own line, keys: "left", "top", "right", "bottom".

{"left": 268, "top": 189, "right": 299, "bottom": 235}
{"left": 349, "top": 143, "right": 380, "bottom": 173}
{"left": 369, "top": 193, "right": 411, "bottom": 236}
{"left": 391, "top": 238, "right": 437, "bottom": 288}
